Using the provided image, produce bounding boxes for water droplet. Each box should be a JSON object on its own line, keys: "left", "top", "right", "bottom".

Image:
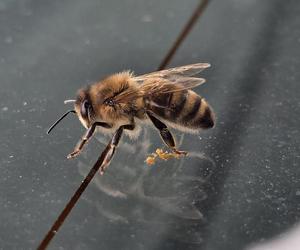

{"left": 4, "top": 36, "right": 12, "bottom": 44}
{"left": 141, "top": 14, "right": 153, "bottom": 23}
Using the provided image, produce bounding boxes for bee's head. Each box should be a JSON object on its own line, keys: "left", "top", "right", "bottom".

{"left": 47, "top": 87, "right": 94, "bottom": 135}
{"left": 74, "top": 87, "right": 94, "bottom": 129}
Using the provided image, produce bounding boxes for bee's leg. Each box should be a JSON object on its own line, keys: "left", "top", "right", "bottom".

{"left": 99, "top": 123, "right": 135, "bottom": 174}
{"left": 67, "top": 122, "right": 112, "bottom": 159}
{"left": 146, "top": 112, "right": 187, "bottom": 155}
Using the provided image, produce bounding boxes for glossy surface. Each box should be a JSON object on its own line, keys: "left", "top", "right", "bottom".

{"left": 0, "top": 0, "right": 299, "bottom": 249}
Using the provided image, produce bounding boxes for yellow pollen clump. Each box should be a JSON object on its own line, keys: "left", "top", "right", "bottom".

{"left": 145, "top": 148, "right": 185, "bottom": 166}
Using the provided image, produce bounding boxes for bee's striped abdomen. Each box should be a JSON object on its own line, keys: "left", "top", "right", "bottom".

{"left": 149, "top": 90, "right": 215, "bottom": 132}
{"left": 190, "top": 95, "right": 215, "bottom": 129}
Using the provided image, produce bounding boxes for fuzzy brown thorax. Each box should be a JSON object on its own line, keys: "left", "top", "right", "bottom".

{"left": 74, "top": 71, "right": 144, "bottom": 129}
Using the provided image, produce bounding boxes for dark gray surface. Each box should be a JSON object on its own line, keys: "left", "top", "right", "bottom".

{"left": 0, "top": 0, "right": 299, "bottom": 249}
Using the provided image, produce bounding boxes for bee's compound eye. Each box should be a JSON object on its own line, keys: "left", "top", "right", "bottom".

{"left": 81, "top": 100, "right": 90, "bottom": 118}
{"left": 104, "top": 98, "right": 115, "bottom": 106}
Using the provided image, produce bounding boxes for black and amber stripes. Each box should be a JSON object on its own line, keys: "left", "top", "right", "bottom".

{"left": 149, "top": 90, "right": 214, "bottom": 130}
{"left": 190, "top": 96, "right": 215, "bottom": 129}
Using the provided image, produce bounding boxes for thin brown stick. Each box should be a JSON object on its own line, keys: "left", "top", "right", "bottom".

{"left": 158, "top": 0, "right": 209, "bottom": 70}
{"left": 37, "top": 143, "right": 111, "bottom": 250}
{"left": 37, "top": 1, "right": 209, "bottom": 249}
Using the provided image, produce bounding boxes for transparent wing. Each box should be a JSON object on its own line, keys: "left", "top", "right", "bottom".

{"left": 134, "top": 63, "right": 210, "bottom": 82}
{"left": 114, "top": 77, "right": 205, "bottom": 104}
{"left": 159, "top": 77, "right": 206, "bottom": 93}
{"left": 114, "top": 63, "right": 210, "bottom": 104}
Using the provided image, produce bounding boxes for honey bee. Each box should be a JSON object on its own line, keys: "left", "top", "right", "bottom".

{"left": 47, "top": 63, "right": 215, "bottom": 174}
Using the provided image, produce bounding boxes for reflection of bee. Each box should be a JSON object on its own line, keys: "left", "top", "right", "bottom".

{"left": 47, "top": 63, "right": 215, "bottom": 174}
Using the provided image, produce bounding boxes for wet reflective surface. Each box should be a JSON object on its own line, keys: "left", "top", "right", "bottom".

{"left": 0, "top": 0, "right": 299, "bottom": 249}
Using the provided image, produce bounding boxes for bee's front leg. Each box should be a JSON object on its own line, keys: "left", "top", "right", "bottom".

{"left": 99, "top": 123, "right": 135, "bottom": 174}
{"left": 67, "top": 122, "right": 112, "bottom": 159}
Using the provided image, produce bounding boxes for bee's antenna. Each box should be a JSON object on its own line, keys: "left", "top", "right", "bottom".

{"left": 64, "top": 99, "right": 76, "bottom": 104}
{"left": 47, "top": 110, "right": 76, "bottom": 134}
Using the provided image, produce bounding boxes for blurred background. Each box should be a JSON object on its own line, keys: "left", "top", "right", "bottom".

{"left": 0, "top": 0, "right": 299, "bottom": 249}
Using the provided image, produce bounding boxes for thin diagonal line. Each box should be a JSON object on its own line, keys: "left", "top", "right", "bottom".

{"left": 37, "top": 142, "right": 111, "bottom": 250}
{"left": 158, "top": 0, "right": 209, "bottom": 70}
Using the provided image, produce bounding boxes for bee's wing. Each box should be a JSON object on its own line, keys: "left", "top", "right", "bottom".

{"left": 114, "top": 76, "right": 206, "bottom": 104}
{"left": 134, "top": 63, "right": 210, "bottom": 82}
{"left": 155, "top": 77, "right": 206, "bottom": 94}
{"left": 114, "top": 63, "right": 210, "bottom": 104}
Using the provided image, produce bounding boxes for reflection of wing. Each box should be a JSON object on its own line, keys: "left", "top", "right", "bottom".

{"left": 114, "top": 63, "right": 210, "bottom": 104}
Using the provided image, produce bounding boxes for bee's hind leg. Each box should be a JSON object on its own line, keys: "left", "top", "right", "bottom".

{"left": 146, "top": 112, "right": 187, "bottom": 155}
{"left": 98, "top": 123, "right": 135, "bottom": 174}
{"left": 67, "top": 122, "right": 112, "bottom": 159}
